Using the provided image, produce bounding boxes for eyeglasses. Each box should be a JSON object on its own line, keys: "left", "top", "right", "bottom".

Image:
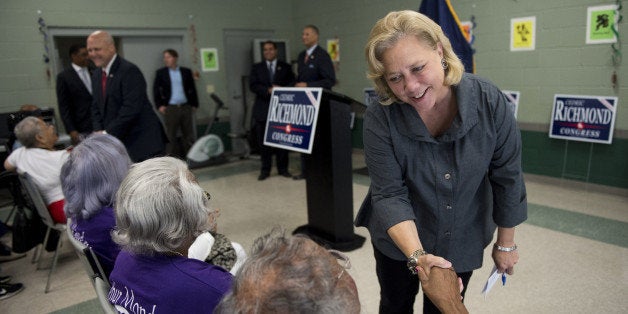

{"left": 328, "top": 249, "right": 351, "bottom": 279}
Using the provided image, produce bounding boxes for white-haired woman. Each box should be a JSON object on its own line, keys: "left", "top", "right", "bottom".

{"left": 109, "top": 157, "right": 232, "bottom": 313}
{"left": 4, "top": 116, "right": 69, "bottom": 224}
{"left": 60, "top": 134, "right": 131, "bottom": 275}
{"left": 356, "top": 10, "right": 527, "bottom": 313}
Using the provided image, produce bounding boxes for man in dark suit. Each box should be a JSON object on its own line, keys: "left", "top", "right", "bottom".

{"left": 249, "top": 41, "right": 296, "bottom": 181}
{"left": 56, "top": 44, "right": 93, "bottom": 145}
{"left": 294, "top": 25, "right": 336, "bottom": 180}
{"left": 153, "top": 49, "right": 199, "bottom": 158}
{"left": 87, "top": 30, "right": 166, "bottom": 162}
{"left": 295, "top": 25, "right": 336, "bottom": 90}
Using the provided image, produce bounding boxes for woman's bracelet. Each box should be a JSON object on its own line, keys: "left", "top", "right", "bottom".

{"left": 493, "top": 244, "right": 517, "bottom": 252}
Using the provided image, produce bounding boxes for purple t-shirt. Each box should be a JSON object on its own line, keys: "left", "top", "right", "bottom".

{"left": 109, "top": 250, "right": 233, "bottom": 313}
{"left": 70, "top": 206, "right": 120, "bottom": 275}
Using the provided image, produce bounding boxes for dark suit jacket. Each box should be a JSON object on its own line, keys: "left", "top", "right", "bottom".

{"left": 56, "top": 66, "right": 93, "bottom": 134}
{"left": 91, "top": 56, "right": 166, "bottom": 162}
{"left": 249, "top": 60, "right": 295, "bottom": 121}
{"left": 297, "top": 45, "right": 336, "bottom": 90}
{"left": 153, "top": 66, "right": 199, "bottom": 108}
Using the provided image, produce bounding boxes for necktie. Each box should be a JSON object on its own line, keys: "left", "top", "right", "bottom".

{"left": 304, "top": 53, "right": 309, "bottom": 64}
{"left": 268, "top": 62, "right": 274, "bottom": 82}
{"left": 101, "top": 71, "right": 107, "bottom": 97}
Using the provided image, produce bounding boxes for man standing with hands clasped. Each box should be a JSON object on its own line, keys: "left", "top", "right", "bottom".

{"left": 56, "top": 44, "right": 93, "bottom": 145}
{"left": 153, "top": 49, "right": 199, "bottom": 158}
{"left": 249, "top": 41, "right": 295, "bottom": 180}
{"left": 87, "top": 30, "right": 167, "bottom": 162}
{"left": 293, "top": 24, "right": 336, "bottom": 180}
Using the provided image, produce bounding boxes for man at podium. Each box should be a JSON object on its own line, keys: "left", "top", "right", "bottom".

{"left": 293, "top": 24, "right": 336, "bottom": 180}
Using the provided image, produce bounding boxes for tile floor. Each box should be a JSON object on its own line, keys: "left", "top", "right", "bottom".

{"left": 0, "top": 152, "right": 626, "bottom": 313}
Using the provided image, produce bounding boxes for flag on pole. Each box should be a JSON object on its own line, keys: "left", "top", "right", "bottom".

{"left": 419, "top": 0, "right": 474, "bottom": 73}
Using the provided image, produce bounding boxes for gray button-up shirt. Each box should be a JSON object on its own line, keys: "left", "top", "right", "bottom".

{"left": 356, "top": 73, "right": 527, "bottom": 272}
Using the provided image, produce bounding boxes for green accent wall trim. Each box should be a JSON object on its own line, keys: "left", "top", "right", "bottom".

{"left": 349, "top": 117, "right": 628, "bottom": 189}
{"left": 521, "top": 130, "right": 628, "bottom": 189}
{"left": 207, "top": 118, "right": 628, "bottom": 189}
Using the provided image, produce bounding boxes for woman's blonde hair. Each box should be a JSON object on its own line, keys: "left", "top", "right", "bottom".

{"left": 365, "top": 10, "right": 464, "bottom": 105}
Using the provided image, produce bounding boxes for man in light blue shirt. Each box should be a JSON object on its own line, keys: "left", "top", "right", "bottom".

{"left": 153, "top": 49, "right": 199, "bottom": 158}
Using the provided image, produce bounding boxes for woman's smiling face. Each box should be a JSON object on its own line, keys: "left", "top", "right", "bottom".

{"left": 381, "top": 35, "right": 447, "bottom": 110}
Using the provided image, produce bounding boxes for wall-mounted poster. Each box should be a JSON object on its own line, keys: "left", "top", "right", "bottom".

{"left": 510, "top": 16, "right": 536, "bottom": 51}
{"left": 502, "top": 90, "right": 520, "bottom": 119}
{"left": 200, "top": 48, "right": 219, "bottom": 72}
{"left": 549, "top": 94, "right": 618, "bottom": 144}
{"left": 327, "top": 39, "right": 340, "bottom": 62}
{"left": 586, "top": 5, "right": 619, "bottom": 44}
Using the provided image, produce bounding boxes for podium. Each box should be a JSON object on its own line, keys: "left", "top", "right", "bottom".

{"left": 293, "top": 90, "right": 365, "bottom": 251}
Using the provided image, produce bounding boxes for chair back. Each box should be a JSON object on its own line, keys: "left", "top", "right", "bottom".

{"left": 65, "top": 221, "right": 110, "bottom": 283}
{"left": 94, "top": 276, "right": 117, "bottom": 314}
{"left": 17, "top": 172, "right": 57, "bottom": 228}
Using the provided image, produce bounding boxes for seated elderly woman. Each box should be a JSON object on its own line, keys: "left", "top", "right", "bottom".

{"left": 60, "top": 134, "right": 131, "bottom": 276}
{"left": 108, "top": 157, "right": 232, "bottom": 313}
{"left": 4, "top": 116, "right": 69, "bottom": 223}
{"left": 215, "top": 229, "right": 361, "bottom": 313}
{"left": 216, "top": 229, "right": 467, "bottom": 313}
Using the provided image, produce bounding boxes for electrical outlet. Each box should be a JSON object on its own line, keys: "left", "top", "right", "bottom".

{"left": 206, "top": 84, "right": 215, "bottom": 94}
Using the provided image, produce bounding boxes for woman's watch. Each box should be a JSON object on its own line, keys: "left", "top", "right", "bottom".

{"left": 407, "top": 249, "right": 427, "bottom": 274}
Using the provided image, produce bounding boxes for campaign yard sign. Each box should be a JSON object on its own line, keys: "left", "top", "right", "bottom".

{"left": 502, "top": 90, "right": 520, "bottom": 119}
{"left": 363, "top": 87, "right": 379, "bottom": 107}
{"left": 264, "top": 87, "right": 322, "bottom": 154}
{"left": 549, "top": 94, "right": 618, "bottom": 144}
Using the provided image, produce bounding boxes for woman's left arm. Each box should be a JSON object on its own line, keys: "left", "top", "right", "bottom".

{"left": 492, "top": 227, "right": 518, "bottom": 274}
{"left": 487, "top": 87, "right": 527, "bottom": 275}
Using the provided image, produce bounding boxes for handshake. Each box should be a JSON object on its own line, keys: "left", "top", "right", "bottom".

{"left": 417, "top": 266, "right": 469, "bottom": 314}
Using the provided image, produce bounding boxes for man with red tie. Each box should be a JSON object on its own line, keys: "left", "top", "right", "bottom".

{"left": 293, "top": 25, "right": 336, "bottom": 180}
{"left": 87, "top": 30, "right": 166, "bottom": 162}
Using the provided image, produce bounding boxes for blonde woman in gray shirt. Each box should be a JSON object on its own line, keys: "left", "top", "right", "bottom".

{"left": 356, "top": 10, "right": 527, "bottom": 313}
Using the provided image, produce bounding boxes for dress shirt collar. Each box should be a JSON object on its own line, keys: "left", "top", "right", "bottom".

{"left": 306, "top": 45, "right": 318, "bottom": 57}
{"left": 71, "top": 62, "right": 87, "bottom": 73}
{"left": 102, "top": 54, "right": 117, "bottom": 75}
{"left": 394, "top": 73, "right": 479, "bottom": 142}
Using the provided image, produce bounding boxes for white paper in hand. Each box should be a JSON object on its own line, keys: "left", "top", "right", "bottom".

{"left": 481, "top": 266, "right": 501, "bottom": 299}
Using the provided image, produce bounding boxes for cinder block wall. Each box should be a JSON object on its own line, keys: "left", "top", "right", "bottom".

{"left": 1, "top": 0, "right": 625, "bottom": 187}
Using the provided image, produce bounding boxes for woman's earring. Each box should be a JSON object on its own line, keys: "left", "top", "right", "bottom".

{"left": 441, "top": 58, "right": 448, "bottom": 70}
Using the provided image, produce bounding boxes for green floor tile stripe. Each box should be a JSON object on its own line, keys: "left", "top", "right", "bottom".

{"left": 526, "top": 203, "right": 628, "bottom": 248}
{"left": 192, "top": 159, "right": 260, "bottom": 181}
{"left": 49, "top": 298, "right": 101, "bottom": 314}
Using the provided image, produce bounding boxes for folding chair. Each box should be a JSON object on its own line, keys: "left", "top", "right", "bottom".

{"left": 94, "top": 276, "right": 117, "bottom": 314}
{"left": 17, "top": 172, "right": 66, "bottom": 293}
{"left": 0, "top": 170, "right": 22, "bottom": 224}
{"left": 66, "top": 223, "right": 116, "bottom": 313}
{"left": 65, "top": 220, "right": 109, "bottom": 283}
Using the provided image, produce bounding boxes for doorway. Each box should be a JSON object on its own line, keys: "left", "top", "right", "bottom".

{"left": 49, "top": 28, "right": 187, "bottom": 134}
